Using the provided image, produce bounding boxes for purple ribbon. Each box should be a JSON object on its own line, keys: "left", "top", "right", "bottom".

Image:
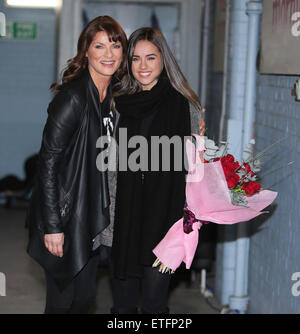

{"left": 183, "top": 205, "right": 209, "bottom": 234}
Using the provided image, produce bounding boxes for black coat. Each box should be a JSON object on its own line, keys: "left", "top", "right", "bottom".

{"left": 112, "top": 76, "right": 191, "bottom": 279}
{"left": 26, "top": 68, "right": 111, "bottom": 291}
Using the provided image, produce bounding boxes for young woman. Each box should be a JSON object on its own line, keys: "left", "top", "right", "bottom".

{"left": 110, "top": 27, "right": 202, "bottom": 314}
{"left": 26, "top": 16, "right": 127, "bottom": 314}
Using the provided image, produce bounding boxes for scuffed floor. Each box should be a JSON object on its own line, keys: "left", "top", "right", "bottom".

{"left": 0, "top": 207, "right": 221, "bottom": 314}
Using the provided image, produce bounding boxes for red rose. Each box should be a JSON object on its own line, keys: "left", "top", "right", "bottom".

{"left": 252, "top": 181, "right": 260, "bottom": 192}
{"left": 221, "top": 157, "right": 239, "bottom": 172}
{"left": 221, "top": 160, "right": 233, "bottom": 171}
{"left": 221, "top": 154, "right": 234, "bottom": 164}
{"left": 232, "top": 161, "right": 240, "bottom": 171}
{"left": 219, "top": 154, "right": 243, "bottom": 189}
{"left": 226, "top": 173, "right": 240, "bottom": 189}
{"left": 243, "top": 163, "right": 251, "bottom": 174}
{"left": 242, "top": 181, "right": 261, "bottom": 195}
{"left": 222, "top": 164, "right": 232, "bottom": 178}
{"left": 222, "top": 162, "right": 239, "bottom": 175}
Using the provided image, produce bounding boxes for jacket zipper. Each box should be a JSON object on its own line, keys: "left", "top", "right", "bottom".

{"left": 141, "top": 172, "right": 145, "bottom": 185}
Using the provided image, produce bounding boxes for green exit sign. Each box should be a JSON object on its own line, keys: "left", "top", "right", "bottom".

{"left": 5, "top": 21, "right": 37, "bottom": 40}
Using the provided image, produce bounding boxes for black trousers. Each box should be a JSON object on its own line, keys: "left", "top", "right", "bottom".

{"left": 44, "top": 252, "right": 100, "bottom": 314}
{"left": 110, "top": 265, "right": 172, "bottom": 314}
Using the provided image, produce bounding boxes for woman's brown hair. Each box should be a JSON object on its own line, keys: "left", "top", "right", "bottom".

{"left": 114, "top": 27, "right": 202, "bottom": 112}
{"left": 51, "top": 15, "right": 128, "bottom": 92}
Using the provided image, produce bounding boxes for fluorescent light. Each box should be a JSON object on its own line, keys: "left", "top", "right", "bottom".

{"left": 6, "top": 0, "right": 61, "bottom": 8}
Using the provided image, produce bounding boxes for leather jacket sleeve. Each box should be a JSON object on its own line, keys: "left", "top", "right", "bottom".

{"left": 38, "top": 90, "right": 81, "bottom": 234}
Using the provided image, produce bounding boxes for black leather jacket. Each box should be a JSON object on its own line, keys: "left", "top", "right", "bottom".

{"left": 26, "top": 68, "right": 111, "bottom": 291}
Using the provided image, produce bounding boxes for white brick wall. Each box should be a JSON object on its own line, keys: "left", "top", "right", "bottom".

{"left": 248, "top": 74, "right": 300, "bottom": 313}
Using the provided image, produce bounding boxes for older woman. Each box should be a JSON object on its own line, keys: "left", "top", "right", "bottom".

{"left": 26, "top": 16, "right": 127, "bottom": 314}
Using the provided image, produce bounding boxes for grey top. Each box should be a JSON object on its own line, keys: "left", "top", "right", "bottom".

{"left": 92, "top": 111, "right": 119, "bottom": 250}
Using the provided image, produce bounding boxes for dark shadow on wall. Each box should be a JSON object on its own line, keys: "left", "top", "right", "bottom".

{"left": 216, "top": 203, "right": 278, "bottom": 244}
{"left": 0, "top": 154, "right": 38, "bottom": 209}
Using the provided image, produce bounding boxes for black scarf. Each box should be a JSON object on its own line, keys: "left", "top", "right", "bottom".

{"left": 111, "top": 76, "right": 191, "bottom": 279}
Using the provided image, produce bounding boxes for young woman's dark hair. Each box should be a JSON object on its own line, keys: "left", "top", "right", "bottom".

{"left": 114, "top": 27, "right": 202, "bottom": 112}
{"left": 51, "top": 15, "right": 128, "bottom": 92}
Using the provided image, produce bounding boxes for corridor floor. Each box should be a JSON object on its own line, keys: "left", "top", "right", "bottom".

{"left": 0, "top": 207, "right": 221, "bottom": 314}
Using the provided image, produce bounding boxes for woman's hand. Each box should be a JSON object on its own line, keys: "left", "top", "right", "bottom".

{"left": 200, "top": 108, "right": 206, "bottom": 136}
{"left": 44, "top": 233, "right": 64, "bottom": 257}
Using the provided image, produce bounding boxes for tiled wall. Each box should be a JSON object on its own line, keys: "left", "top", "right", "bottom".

{"left": 0, "top": 4, "right": 56, "bottom": 180}
{"left": 248, "top": 74, "right": 300, "bottom": 313}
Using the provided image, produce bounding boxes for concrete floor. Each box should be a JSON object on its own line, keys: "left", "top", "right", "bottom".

{"left": 0, "top": 207, "right": 221, "bottom": 314}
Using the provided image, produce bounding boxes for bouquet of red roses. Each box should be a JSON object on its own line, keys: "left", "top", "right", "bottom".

{"left": 217, "top": 155, "right": 260, "bottom": 193}
{"left": 152, "top": 135, "right": 278, "bottom": 274}
{"left": 202, "top": 136, "right": 263, "bottom": 207}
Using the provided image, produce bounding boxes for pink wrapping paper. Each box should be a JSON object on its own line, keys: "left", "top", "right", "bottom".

{"left": 152, "top": 135, "right": 278, "bottom": 271}
{"left": 153, "top": 218, "right": 201, "bottom": 271}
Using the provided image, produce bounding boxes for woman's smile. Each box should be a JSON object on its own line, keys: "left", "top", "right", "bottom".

{"left": 100, "top": 60, "right": 116, "bottom": 67}
{"left": 138, "top": 71, "right": 152, "bottom": 78}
